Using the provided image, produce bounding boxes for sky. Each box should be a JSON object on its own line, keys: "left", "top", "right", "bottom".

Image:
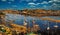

{"left": 0, "top": 0, "right": 60, "bottom": 10}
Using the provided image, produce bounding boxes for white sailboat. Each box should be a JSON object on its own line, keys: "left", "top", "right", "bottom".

{"left": 47, "top": 21, "right": 50, "bottom": 35}
{"left": 53, "top": 21, "right": 58, "bottom": 35}
{"left": 54, "top": 22, "right": 58, "bottom": 28}
{"left": 47, "top": 27, "right": 50, "bottom": 30}
{"left": 24, "top": 21, "right": 27, "bottom": 26}
{"left": 23, "top": 17, "right": 27, "bottom": 26}
{"left": 47, "top": 21, "right": 50, "bottom": 30}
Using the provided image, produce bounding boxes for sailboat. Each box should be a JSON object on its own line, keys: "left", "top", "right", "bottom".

{"left": 54, "top": 22, "right": 58, "bottom": 28}
{"left": 47, "top": 27, "right": 50, "bottom": 30}
{"left": 23, "top": 21, "right": 27, "bottom": 26}
{"left": 27, "top": 18, "right": 37, "bottom": 35}
{"left": 23, "top": 17, "right": 27, "bottom": 26}
{"left": 46, "top": 21, "right": 50, "bottom": 35}
{"left": 47, "top": 21, "right": 50, "bottom": 30}
{"left": 53, "top": 21, "right": 58, "bottom": 33}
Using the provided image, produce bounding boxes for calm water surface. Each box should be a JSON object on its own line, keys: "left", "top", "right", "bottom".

{"left": 5, "top": 14, "right": 60, "bottom": 30}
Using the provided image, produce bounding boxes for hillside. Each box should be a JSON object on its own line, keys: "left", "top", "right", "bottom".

{"left": 0, "top": 9, "right": 60, "bottom": 17}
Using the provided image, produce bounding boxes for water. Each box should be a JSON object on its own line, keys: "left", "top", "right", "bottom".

{"left": 5, "top": 14, "right": 60, "bottom": 30}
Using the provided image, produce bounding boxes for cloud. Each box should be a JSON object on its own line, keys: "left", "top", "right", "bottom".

{"left": 48, "top": 1, "right": 53, "bottom": 3}
{"left": 9, "top": 0, "right": 15, "bottom": 2}
{"left": 47, "top": 0, "right": 60, "bottom": 8}
{"left": 40, "top": 2, "right": 60, "bottom": 10}
{"left": 36, "top": 3, "right": 40, "bottom": 5}
{"left": 28, "top": 2, "right": 36, "bottom": 7}
{"left": 8, "top": 2, "right": 12, "bottom": 4}
{"left": 48, "top": 3, "right": 60, "bottom": 10}
{"left": 27, "top": 0, "right": 31, "bottom": 1}
{"left": 28, "top": 2, "right": 35, "bottom": 5}
{"left": 53, "top": 3, "right": 57, "bottom": 5}
{"left": 33, "top": 0, "right": 37, "bottom": 2}
{"left": 51, "top": 0, "right": 60, "bottom": 2}
{"left": 28, "top": 2, "right": 40, "bottom": 7}
{"left": 12, "top": 5, "right": 17, "bottom": 7}
{"left": 30, "top": 5, "right": 36, "bottom": 7}
{"left": 43, "top": 5, "right": 47, "bottom": 8}
{"left": 28, "top": 2, "right": 40, "bottom": 5}
{"left": 50, "top": 3, "right": 57, "bottom": 8}
{"left": 51, "top": 3, "right": 60, "bottom": 7}
{"left": 45, "top": 0, "right": 60, "bottom": 4}
{"left": 53, "top": 0, "right": 60, "bottom": 2}
{"left": 41, "top": 1, "right": 48, "bottom": 4}
{"left": 40, "top": 1, "right": 53, "bottom": 4}
{"left": 19, "top": 0, "right": 37, "bottom": 3}
{"left": 1, "top": 0, "right": 7, "bottom": 2}
{"left": 20, "top": 0, "right": 32, "bottom": 2}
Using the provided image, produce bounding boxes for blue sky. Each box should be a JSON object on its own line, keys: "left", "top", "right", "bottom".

{"left": 0, "top": 0, "right": 60, "bottom": 10}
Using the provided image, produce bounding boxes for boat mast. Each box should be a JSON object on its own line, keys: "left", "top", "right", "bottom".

{"left": 54, "top": 21, "right": 58, "bottom": 35}
{"left": 54, "top": 21, "right": 58, "bottom": 28}
{"left": 24, "top": 16, "right": 27, "bottom": 27}
{"left": 47, "top": 20, "right": 50, "bottom": 35}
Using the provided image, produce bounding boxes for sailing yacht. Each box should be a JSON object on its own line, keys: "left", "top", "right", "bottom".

{"left": 54, "top": 22, "right": 58, "bottom": 28}
{"left": 46, "top": 21, "right": 50, "bottom": 35}
{"left": 54, "top": 25, "right": 58, "bottom": 28}
{"left": 23, "top": 21, "right": 27, "bottom": 26}
{"left": 47, "top": 21, "right": 50, "bottom": 30}
{"left": 47, "top": 27, "right": 50, "bottom": 30}
{"left": 23, "top": 17, "right": 27, "bottom": 26}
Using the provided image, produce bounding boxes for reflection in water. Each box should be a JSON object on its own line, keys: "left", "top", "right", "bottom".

{"left": 0, "top": 14, "right": 59, "bottom": 35}
{"left": 5, "top": 14, "right": 60, "bottom": 30}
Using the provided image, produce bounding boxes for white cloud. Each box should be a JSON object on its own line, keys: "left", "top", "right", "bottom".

{"left": 28, "top": 2, "right": 35, "bottom": 5}
{"left": 1, "top": 0, "right": 7, "bottom": 2}
{"left": 47, "top": 0, "right": 60, "bottom": 4}
{"left": 40, "top": 1, "right": 53, "bottom": 4}
{"left": 28, "top": 2, "right": 40, "bottom": 5}
{"left": 28, "top": 2, "right": 40, "bottom": 7}
{"left": 41, "top": 1, "right": 49, "bottom": 4}
{"left": 53, "top": 0, "right": 57, "bottom": 1}
{"left": 52, "top": 3, "right": 57, "bottom": 7}
{"left": 51, "top": 0, "right": 60, "bottom": 2}
{"left": 49, "top": 3, "right": 60, "bottom": 9}
{"left": 38, "top": 1, "right": 53, "bottom": 5}
{"left": 48, "top": 1, "right": 53, "bottom": 3}
{"left": 28, "top": 2, "right": 36, "bottom": 7}
{"left": 40, "top": 0, "right": 60, "bottom": 5}
{"left": 30, "top": 5, "right": 36, "bottom": 7}
{"left": 47, "top": 0, "right": 60, "bottom": 8}
{"left": 41, "top": 2, "right": 60, "bottom": 10}
{"left": 53, "top": 0, "right": 60, "bottom": 2}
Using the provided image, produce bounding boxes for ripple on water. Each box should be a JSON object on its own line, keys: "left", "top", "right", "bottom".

{"left": 5, "top": 14, "right": 60, "bottom": 30}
